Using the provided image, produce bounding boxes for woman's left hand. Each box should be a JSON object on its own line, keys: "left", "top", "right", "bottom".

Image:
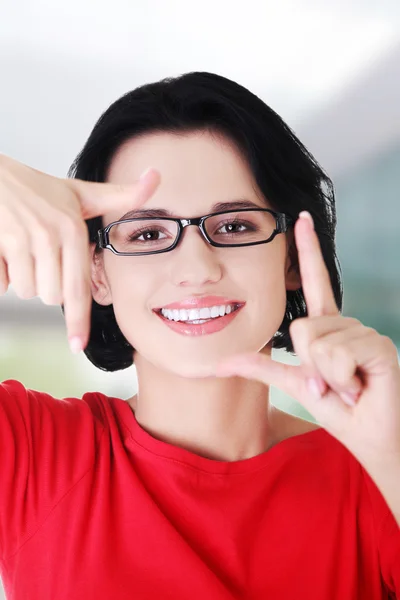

{"left": 215, "top": 211, "right": 400, "bottom": 471}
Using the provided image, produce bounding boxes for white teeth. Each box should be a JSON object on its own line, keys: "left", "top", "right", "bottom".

{"left": 160, "top": 303, "right": 238, "bottom": 322}
{"left": 210, "top": 306, "right": 220, "bottom": 318}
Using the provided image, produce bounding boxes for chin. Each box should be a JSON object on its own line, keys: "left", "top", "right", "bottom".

{"left": 180, "top": 365, "right": 218, "bottom": 380}
{"left": 158, "top": 359, "right": 217, "bottom": 380}
{"left": 134, "top": 329, "right": 276, "bottom": 379}
{"left": 161, "top": 341, "right": 266, "bottom": 380}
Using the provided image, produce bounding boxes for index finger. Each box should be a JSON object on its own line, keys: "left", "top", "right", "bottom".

{"left": 61, "top": 225, "right": 93, "bottom": 352}
{"left": 70, "top": 168, "right": 161, "bottom": 220}
{"left": 295, "top": 211, "right": 339, "bottom": 317}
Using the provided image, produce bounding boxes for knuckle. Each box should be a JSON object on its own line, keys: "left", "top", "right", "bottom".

{"left": 337, "top": 374, "right": 356, "bottom": 389}
{"left": 64, "top": 286, "right": 87, "bottom": 310}
{"left": 34, "top": 225, "right": 58, "bottom": 251}
{"left": 381, "top": 335, "right": 397, "bottom": 354}
{"left": 311, "top": 339, "right": 349, "bottom": 361}
{"left": 114, "top": 184, "right": 127, "bottom": 195}
{"left": 382, "top": 334, "right": 395, "bottom": 346}
{"left": 63, "top": 215, "right": 86, "bottom": 240}
{"left": 3, "top": 230, "right": 28, "bottom": 253}
{"left": 41, "top": 293, "right": 63, "bottom": 306}
{"left": 363, "top": 326, "right": 379, "bottom": 337}
{"left": 289, "top": 317, "right": 309, "bottom": 337}
{"left": 311, "top": 339, "right": 330, "bottom": 357}
{"left": 343, "top": 316, "right": 362, "bottom": 327}
{"left": 16, "top": 286, "right": 36, "bottom": 300}
{"left": 71, "top": 275, "right": 90, "bottom": 299}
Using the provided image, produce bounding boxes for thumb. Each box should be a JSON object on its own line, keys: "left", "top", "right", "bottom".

{"left": 215, "top": 352, "right": 302, "bottom": 397}
{"left": 215, "top": 353, "right": 350, "bottom": 428}
{"left": 68, "top": 168, "right": 161, "bottom": 220}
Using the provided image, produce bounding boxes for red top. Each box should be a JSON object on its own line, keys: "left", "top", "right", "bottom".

{"left": 0, "top": 378, "right": 399, "bottom": 599}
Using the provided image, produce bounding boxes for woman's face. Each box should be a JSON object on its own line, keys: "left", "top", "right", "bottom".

{"left": 91, "top": 130, "right": 300, "bottom": 378}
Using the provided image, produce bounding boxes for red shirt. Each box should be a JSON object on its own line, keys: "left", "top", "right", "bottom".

{"left": 0, "top": 379, "right": 399, "bottom": 599}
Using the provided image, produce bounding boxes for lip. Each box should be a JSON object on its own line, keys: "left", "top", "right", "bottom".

{"left": 154, "top": 296, "right": 245, "bottom": 311}
{"left": 154, "top": 304, "right": 244, "bottom": 337}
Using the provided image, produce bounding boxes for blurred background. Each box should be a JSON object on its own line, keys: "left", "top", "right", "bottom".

{"left": 1, "top": 3, "right": 400, "bottom": 433}
{"left": 1, "top": 0, "right": 400, "bottom": 595}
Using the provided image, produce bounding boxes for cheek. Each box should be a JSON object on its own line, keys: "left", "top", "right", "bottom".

{"left": 105, "top": 260, "right": 155, "bottom": 330}
{"left": 229, "top": 247, "right": 288, "bottom": 323}
{"left": 249, "top": 269, "right": 287, "bottom": 326}
{"left": 229, "top": 245, "right": 287, "bottom": 294}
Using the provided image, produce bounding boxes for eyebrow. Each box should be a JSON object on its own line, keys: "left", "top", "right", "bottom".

{"left": 117, "top": 199, "right": 263, "bottom": 221}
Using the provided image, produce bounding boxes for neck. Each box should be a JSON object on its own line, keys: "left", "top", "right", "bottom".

{"left": 128, "top": 348, "right": 282, "bottom": 462}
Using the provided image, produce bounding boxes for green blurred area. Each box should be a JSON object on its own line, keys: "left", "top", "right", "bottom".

{"left": 335, "top": 143, "right": 400, "bottom": 350}
{"left": 0, "top": 329, "right": 92, "bottom": 399}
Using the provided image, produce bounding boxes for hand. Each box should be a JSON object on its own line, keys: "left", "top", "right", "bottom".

{"left": 0, "top": 154, "right": 160, "bottom": 351}
{"left": 216, "top": 211, "right": 400, "bottom": 469}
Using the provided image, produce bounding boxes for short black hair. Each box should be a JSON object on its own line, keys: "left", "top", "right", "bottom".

{"left": 65, "top": 71, "right": 342, "bottom": 372}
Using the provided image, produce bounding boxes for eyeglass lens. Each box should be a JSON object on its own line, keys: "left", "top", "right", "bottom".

{"left": 108, "top": 210, "right": 277, "bottom": 254}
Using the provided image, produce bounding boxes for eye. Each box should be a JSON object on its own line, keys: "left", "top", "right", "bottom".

{"left": 215, "top": 219, "right": 256, "bottom": 235}
{"left": 128, "top": 228, "right": 168, "bottom": 242}
{"left": 219, "top": 222, "right": 245, "bottom": 234}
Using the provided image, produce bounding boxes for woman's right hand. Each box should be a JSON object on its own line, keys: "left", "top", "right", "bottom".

{"left": 0, "top": 154, "right": 160, "bottom": 353}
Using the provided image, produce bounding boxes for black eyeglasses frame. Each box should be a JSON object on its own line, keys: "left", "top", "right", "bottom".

{"left": 97, "top": 208, "right": 294, "bottom": 257}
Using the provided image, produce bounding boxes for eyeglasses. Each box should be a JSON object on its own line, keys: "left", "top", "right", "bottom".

{"left": 97, "top": 208, "right": 294, "bottom": 256}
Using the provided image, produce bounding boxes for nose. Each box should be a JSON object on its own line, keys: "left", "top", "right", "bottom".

{"left": 169, "top": 226, "right": 223, "bottom": 287}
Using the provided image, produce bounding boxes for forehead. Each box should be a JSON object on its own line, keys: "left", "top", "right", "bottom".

{"left": 105, "top": 130, "right": 268, "bottom": 223}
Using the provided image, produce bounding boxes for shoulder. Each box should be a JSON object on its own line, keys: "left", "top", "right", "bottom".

{"left": 0, "top": 379, "right": 106, "bottom": 440}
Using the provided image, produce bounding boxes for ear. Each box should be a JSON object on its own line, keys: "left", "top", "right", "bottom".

{"left": 284, "top": 229, "right": 302, "bottom": 291}
{"left": 89, "top": 243, "right": 113, "bottom": 306}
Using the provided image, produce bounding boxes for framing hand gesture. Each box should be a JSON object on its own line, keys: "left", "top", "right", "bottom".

{"left": 216, "top": 211, "right": 400, "bottom": 481}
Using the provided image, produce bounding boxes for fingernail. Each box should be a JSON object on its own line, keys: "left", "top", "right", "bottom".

{"left": 299, "top": 211, "right": 314, "bottom": 229}
{"left": 307, "top": 378, "right": 322, "bottom": 399}
{"left": 69, "top": 336, "right": 83, "bottom": 354}
{"left": 340, "top": 391, "right": 358, "bottom": 407}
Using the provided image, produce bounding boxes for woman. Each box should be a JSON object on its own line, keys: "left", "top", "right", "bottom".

{"left": 0, "top": 71, "right": 399, "bottom": 599}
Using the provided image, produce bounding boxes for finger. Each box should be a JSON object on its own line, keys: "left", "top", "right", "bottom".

{"left": 70, "top": 168, "right": 161, "bottom": 220}
{"left": 34, "top": 240, "right": 63, "bottom": 305}
{"left": 215, "top": 352, "right": 353, "bottom": 430}
{"left": 61, "top": 224, "right": 92, "bottom": 352}
{"left": 1, "top": 231, "right": 36, "bottom": 299}
{"left": 295, "top": 212, "right": 338, "bottom": 317}
{"left": 216, "top": 352, "right": 303, "bottom": 399}
{"left": 309, "top": 327, "right": 368, "bottom": 403}
{"left": 310, "top": 328, "right": 398, "bottom": 402}
{"left": 16, "top": 208, "right": 63, "bottom": 305}
{"left": 0, "top": 255, "right": 9, "bottom": 295}
{"left": 289, "top": 315, "right": 361, "bottom": 389}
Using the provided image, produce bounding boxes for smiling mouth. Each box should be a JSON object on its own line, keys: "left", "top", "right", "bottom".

{"left": 156, "top": 303, "right": 242, "bottom": 324}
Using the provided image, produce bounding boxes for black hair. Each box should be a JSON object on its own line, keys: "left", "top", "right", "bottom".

{"left": 65, "top": 71, "right": 343, "bottom": 372}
